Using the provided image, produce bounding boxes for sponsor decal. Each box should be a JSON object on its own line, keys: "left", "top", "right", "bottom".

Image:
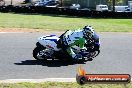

{"left": 76, "top": 65, "right": 131, "bottom": 85}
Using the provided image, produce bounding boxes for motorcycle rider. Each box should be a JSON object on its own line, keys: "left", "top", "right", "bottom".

{"left": 57, "top": 25, "right": 98, "bottom": 60}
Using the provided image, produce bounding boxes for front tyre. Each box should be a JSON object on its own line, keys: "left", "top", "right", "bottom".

{"left": 33, "top": 46, "right": 46, "bottom": 60}
{"left": 90, "top": 50, "right": 100, "bottom": 58}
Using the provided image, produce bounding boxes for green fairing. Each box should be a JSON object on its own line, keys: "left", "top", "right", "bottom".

{"left": 66, "top": 38, "right": 86, "bottom": 55}
{"left": 69, "top": 38, "right": 85, "bottom": 49}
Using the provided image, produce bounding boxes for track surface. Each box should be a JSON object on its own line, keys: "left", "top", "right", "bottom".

{"left": 0, "top": 32, "right": 132, "bottom": 79}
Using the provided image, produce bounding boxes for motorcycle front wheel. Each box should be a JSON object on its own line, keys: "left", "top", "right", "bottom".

{"left": 90, "top": 50, "right": 100, "bottom": 58}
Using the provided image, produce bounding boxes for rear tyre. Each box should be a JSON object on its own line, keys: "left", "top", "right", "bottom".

{"left": 33, "top": 46, "right": 46, "bottom": 61}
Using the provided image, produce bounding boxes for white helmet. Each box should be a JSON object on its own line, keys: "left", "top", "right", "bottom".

{"left": 83, "top": 25, "right": 95, "bottom": 39}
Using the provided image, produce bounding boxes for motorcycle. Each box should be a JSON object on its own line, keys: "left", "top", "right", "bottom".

{"left": 33, "top": 34, "right": 100, "bottom": 62}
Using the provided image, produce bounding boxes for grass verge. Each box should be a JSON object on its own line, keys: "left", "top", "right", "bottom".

{"left": 0, "top": 82, "right": 132, "bottom": 88}
{"left": 0, "top": 13, "right": 132, "bottom": 32}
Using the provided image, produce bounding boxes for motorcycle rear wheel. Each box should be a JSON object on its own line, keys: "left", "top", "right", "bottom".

{"left": 33, "top": 46, "right": 46, "bottom": 60}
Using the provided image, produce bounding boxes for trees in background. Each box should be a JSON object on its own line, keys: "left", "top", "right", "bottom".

{"left": 24, "top": 0, "right": 32, "bottom": 3}
{"left": 106, "top": 0, "right": 124, "bottom": 6}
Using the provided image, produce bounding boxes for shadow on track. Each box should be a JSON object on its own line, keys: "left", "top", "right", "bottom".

{"left": 14, "top": 59, "right": 93, "bottom": 67}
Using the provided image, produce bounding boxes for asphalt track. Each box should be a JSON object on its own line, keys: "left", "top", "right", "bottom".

{"left": 0, "top": 32, "right": 132, "bottom": 80}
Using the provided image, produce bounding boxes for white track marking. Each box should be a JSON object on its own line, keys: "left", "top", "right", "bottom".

{"left": 0, "top": 78, "right": 131, "bottom": 83}
{"left": 0, "top": 78, "right": 76, "bottom": 83}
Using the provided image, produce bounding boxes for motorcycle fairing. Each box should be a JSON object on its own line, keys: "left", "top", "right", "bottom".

{"left": 38, "top": 35, "right": 60, "bottom": 51}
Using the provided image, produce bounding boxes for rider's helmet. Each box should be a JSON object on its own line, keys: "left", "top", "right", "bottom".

{"left": 83, "top": 25, "right": 95, "bottom": 39}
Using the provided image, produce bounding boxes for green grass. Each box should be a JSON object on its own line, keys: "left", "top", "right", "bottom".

{"left": 0, "top": 12, "right": 132, "bottom": 32}
{"left": 0, "top": 82, "right": 132, "bottom": 88}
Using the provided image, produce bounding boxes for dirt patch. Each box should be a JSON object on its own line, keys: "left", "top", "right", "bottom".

{"left": 1, "top": 28, "right": 131, "bottom": 34}
{"left": 0, "top": 28, "right": 50, "bottom": 33}
{"left": 0, "top": 28, "right": 64, "bottom": 34}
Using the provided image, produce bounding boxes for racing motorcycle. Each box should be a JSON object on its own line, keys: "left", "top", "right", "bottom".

{"left": 33, "top": 34, "right": 100, "bottom": 62}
